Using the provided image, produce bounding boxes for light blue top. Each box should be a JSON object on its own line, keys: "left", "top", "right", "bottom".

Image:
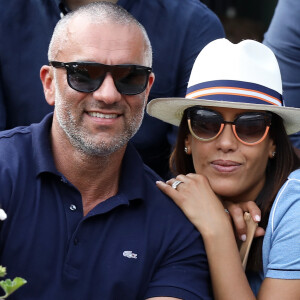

{"left": 263, "top": 169, "right": 300, "bottom": 279}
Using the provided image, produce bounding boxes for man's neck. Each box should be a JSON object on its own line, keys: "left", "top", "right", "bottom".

{"left": 50, "top": 119, "right": 126, "bottom": 216}
{"left": 64, "top": 0, "right": 118, "bottom": 11}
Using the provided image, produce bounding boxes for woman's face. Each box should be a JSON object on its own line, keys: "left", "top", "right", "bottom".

{"left": 185, "top": 106, "right": 276, "bottom": 203}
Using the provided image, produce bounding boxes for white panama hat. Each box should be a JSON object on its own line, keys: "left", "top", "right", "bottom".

{"left": 147, "top": 38, "right": 300, "bottom": 135}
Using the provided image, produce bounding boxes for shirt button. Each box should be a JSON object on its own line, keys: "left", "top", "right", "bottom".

{"left": 70, "top": 204, "right": 77, "bottom": 211}
{"left": 74, "top": 238, "right": 79, "bottom": 245}
{"left": 60, "top": 177, "right": 67, "bottom": 183}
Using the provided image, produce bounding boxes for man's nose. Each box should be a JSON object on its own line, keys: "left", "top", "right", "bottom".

{"left": 92, "top": 73, "right": 122, "bottom": 104}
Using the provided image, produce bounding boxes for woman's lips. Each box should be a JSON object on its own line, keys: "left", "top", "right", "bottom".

{"left": 211, "top": 160, "right": 241, "bottom": 173}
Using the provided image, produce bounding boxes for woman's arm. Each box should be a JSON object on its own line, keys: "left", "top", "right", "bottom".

{"left": 157, "top": 173, "right": 256, "bottom": 300}
{"left": 258, "top": 278, "right": 300, "bottom": 300}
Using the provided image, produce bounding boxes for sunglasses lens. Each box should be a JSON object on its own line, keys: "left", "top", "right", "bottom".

{"left": 68, "top": 65, "right": 105, "bottom": 93}
{"left": 189, "top": 109, "right": 222, "bottom": 140}
{"left": 235, "top": 114, "right": 269, "bottom": 144}
{"left": 114, "top": 66, "right": 149, "bottom": 95}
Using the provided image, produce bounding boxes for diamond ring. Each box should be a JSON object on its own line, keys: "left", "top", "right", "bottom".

{"left": 171, "top": 180, "right": 183, "bottom": 190}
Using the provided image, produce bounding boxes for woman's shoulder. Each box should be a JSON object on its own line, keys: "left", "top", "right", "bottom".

{"left": 269, "top": 169, "right": 300, "bottom": 230}
{"left": 263, "top": 169, "right": 300, "bottom": 279}
{"left": 276, "top": 169, "right": 300, "bottom": 199}
{"left": 288, "top": 168, "right": 300, "bottom": 181}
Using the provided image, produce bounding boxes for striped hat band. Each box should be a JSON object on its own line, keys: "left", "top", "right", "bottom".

{"left": 186, "top": 80, "right": 283, "bottom": 107}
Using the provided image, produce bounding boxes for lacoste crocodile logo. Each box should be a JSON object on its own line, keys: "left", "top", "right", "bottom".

{"left": 123, "top": 251, "right": 137, "bottom": 259}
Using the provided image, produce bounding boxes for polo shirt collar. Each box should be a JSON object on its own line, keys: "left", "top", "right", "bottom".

{"left": 32, "top": 113, "right": 58, "bottom": 176}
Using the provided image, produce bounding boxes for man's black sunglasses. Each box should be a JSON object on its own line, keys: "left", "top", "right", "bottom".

{"left": 49, "top": 61, "right": 152, "bottom": 95}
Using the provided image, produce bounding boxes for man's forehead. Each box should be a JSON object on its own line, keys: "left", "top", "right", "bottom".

{"left": 68, "top": 16, "right": 136, "bottom": 36}
{"left": 66, "top": 18, "right": 140, "bottom": 46}
{"left": 58, "top": 18, "right": 145, "bottom": 64}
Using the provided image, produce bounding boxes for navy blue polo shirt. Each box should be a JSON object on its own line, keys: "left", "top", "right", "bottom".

{"left": 0, "top": 114, "right": 212, "bottom": 299}
{"left": 0, "top": 0, "right": 224, "bottom": 179}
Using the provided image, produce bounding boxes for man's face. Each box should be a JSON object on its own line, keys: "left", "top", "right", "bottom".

{"left": 51, "top": 19, "right": 154, "bottom": 156}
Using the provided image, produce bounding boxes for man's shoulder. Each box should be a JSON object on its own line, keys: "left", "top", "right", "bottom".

{"left": 0, "top": 126, "right": 33, "bottom": 149}
{"left": 0, "top": 126, "right": 38, "bottom": 178}
{"left": 141, "top": 165, "right": 190, "bottom": 217}
{"left": 142, "top": 164, "right": 167, "bottom": 199}
{"left": 0, "top": 116, "right": 50, "bottom": 164}
{"left": 0, "top": 125, "right": 31, "bottom": 136}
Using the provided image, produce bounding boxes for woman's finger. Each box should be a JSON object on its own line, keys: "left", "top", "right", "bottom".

{"left": 239, "top": 201, "right": 261, "bottom": 223}
{"left": 156, "top": 180, "right": 179, "bottom": 199}
{"left": 254, "top": 226, "right": 265, "bottom": 238}
{"left": 226, "top": 204, "right": 247, "bottom": 241}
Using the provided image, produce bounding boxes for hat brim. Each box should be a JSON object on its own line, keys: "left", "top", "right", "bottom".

{"left": 146, "top": 98, "right": 300, "bottom": 135}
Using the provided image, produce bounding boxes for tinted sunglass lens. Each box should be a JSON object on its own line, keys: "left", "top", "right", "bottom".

{"left": 114, "top": 67, "right": 149, "bottom": 95}
{"left": 235, "top": 114, "right": 267, "bottom": 143}
{"left": 190, "top": 109, "right": 222, "bottom": 140}
{"left": 68, "top": 65, "right": 104, "bottom": 92}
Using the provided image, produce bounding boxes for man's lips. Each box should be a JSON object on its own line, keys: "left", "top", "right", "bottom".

{"left": 87, "top": 111, "right": 119, "bottom": 119}
{"left": 85, "top": 110, "right": 123, "bottom": 126}
{"left": 211, "top": 160, "right": 242, "bottom": 172}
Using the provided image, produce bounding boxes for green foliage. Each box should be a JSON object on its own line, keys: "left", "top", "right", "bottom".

{"left": 0, "top": 267, "right": 6, "bottom": 278}
{"left": 0, "top": 210, "right": 26, "bottom": 298}
{"left": 0, "top": 267, "right": 26, "bottom": 299}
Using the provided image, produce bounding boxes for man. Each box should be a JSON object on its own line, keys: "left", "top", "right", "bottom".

{"left": 0, "top": 3, "right": 212, "bottom": 299}
{"left": 0, "top": 0, "right": 225, "bottom": 179}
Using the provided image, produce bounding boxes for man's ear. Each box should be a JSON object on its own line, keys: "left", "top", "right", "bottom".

{"left": 144, "top": 73, "right": 155, "bottom": 100}
{"left": 40, "top": 65, "right": 55, "bottom": 106}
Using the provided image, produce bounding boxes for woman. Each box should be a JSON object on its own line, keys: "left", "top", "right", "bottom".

{"left": 146, "top": 39, "right": 300, "bottom": 299}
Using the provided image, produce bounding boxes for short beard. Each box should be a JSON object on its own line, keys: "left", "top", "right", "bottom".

{"left": 53, "top": 78, "right": 145, "bottom": 157}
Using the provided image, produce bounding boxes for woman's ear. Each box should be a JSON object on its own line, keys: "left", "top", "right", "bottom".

{"left": 268, "top": 139, "right": 276, "bottom": 159}
{"left": 184, "top": 135, "right": 192, "bottom": 155}
{"left": 40, "top": 65, "right": 55, "bottom": 106}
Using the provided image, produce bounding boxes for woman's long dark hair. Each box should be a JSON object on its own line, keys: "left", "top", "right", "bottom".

{"left": 170, "top": 109, "right": 300, "bottom": 272}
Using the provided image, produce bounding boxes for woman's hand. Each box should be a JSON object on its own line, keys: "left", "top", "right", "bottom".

{"left": 156, "top": 173, "right": 231, "bottom": 237}
{"left": 157, "top": 174, "right": 258, "bottom": 300}
{"left": 224, "top": 201, "right": 265, "bottom": 241}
